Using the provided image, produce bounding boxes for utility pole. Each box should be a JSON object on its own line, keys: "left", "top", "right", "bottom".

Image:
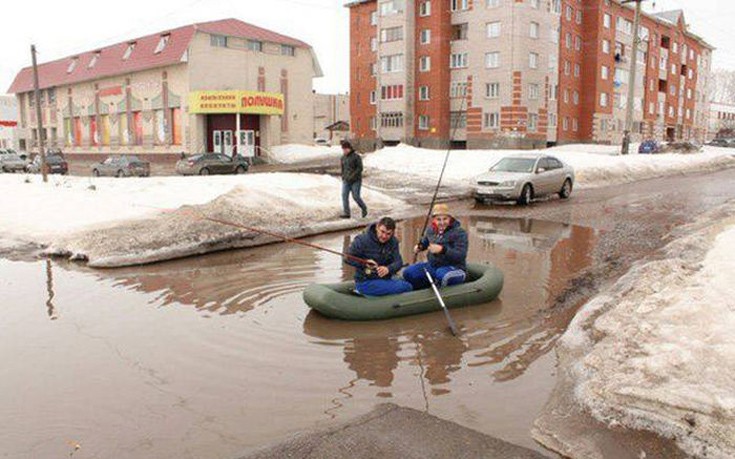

{"left": 31, "top": 44, "right": 47, "bottom": 182}
{"left": 621, "top": 0, "right": 645, "bottom": 155}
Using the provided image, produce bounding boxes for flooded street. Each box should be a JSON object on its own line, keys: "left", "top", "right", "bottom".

{"left": 2, "top": 168, "right": 735, "bottom": 459}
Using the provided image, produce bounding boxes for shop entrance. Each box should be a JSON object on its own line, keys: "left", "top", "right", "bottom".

{"left": 206, "top": 114, "right": 261, "bottom": 157}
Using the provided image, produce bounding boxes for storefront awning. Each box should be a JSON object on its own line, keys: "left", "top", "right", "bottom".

{"left": 188, "top": 90, "right": 284, "bottom": 115}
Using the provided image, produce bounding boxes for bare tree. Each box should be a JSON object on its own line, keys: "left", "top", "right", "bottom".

{"left": 710, "top": 69, "right": 735, "bottom": 103}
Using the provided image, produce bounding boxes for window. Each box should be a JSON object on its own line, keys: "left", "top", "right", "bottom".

{"left": 563, "top": 89, "right": 569, "bottom": 103}
{"left": 565, "top": 33, "right": 572, "bottom": 49}
{"left": 602, "top": 39, "right": 610, "bottom": 54}
{"left": 549, "top": 113, "right": 557, "bottom": 127}
{"left": 615, "top": 68, "right": 628, "bottom": 83}
{"left": 371, "top": 11, "right": 378, "bottom": 25}
{"left": 419, "top": 56, "right": 431, "bottom": 72}
{"left": 574, "top": 63, "right": 580, "bottom": 77}
{"left": 487, "top": 21, "right": 501, "bottom": 38}
{"left": 530, "top": 22, "right": 539, "bottom": 39}
{"left": 563, "top": 117, "right": 569, "bottom": 131}
{"left": 573, "top": 118, "right": 578, "bottom": 132}
{"left": 617, "top": 17, "right": 632, "bottom": 35}
{"left": 552, "top": 0, "right": 561, "bottom": 14}
{"left": 549, "top": 53, "right": 558, "bottom": 69}
{"left": 688, "top": 68, "right": 693, "bottom": 79}
{"left": 419, "top": 86, "right": 430, "bottom": 100}
{"left": 381, "top": 84, "right": 404, "bottom": 100}
{"left": 672, "top": 42, "right": 678, "bottom": 54}
{"left": 575, "top": 35, "right": 581, "bottom": 51}
{"left": 450, "top": 81, "right": 468, "bottom": 97}
{"left": 88, "top": 52, "right": 100, "bottom": 69}
{"left": 576, "top": 9, "right": 582, "bottom": 24}
{"left": 485, "top": 52, "right": 500, "bottom": 68}
{"left": 687, "top": 88, "right": 692, "bottom": 99}
{"left": 573, "top": 91, "right": 579, "bottom": 105}
{"left": 379, "top": 0, "right": 404, "bottom": 16}
{"left": 450, "top": 0, "right": 469, "bottom": 11}
{"left": 528, "top": 113, "right": 538, "bottom": 131}
{"left": 564, "top": 60, "right": 570, "bottom": 75}
{"left": 381, "top": 112, "right": 404, "bottom": 128}
{"left": 210, "top": 35, "right": 226, "bottom": 48}
{"left": 381, "top": 26, "right": 404, "bottom": 43}
{"left": 601, "top": 65, "right": 609, "bottom": 80}
{"left": 67, "top": 58, "right": 78, "bottom": 73}
{"left": 381, "top": 54, "right": 404, "bottom": 72}
{"left": 603, "top": 13, "right": 611, "bottom": 29}
{"left": 530, "top": 0, "right": 539, "bottom": 8}
{"left": 484, "top": 112, "right": 500, "bottom": 128}
{"left": 487, "top": 0, "right": 500, "bottom": 7}
{"left": 550, "top": 84, "right": 558, "bottom": 100}
{"left": 551, "top": 27, "right": 559, "bottom": 43}
{"left": 370, "top": 91, "right": 376, "bottom": 104}
{"left": 419, "top": 115, "right": 430, "bottom": 130}
{"left": 248, "top": 40, "right": 263, "bottom": 52}
{"left": 452, "top": 23, "right": 468, "bottom": 40}
{"left": 450, "top": 111, "right": 467, "bottom": 129}
{"left": 529, "top": 52, "right": 538, "bottom": 69}
{"left": 600, "top": 92, "right": 608, "bottom": 107}
{"left": 371, "top": 37, "right": 378, "bottom": 51}
{"left": 419, "top": 1, "right": 431, "bottom": 16}
{"left": 566, "top": 5, "right": 572, "bottom": 21}
{"left": 528, "top": 83, "right": 539, "bottom": 100}
{"left": 420, "top": 29, "right": 431, "bottom": 44}
{"left": 123, "top": 42, "right": 137, "bottom": 60}
{"left": 154, "top": 34, "right": 170, "bottom": 54}
{"left": 450, "top": 53, "right": 468, "bottom": 69}
{"left": 281, "top": 45, "right": 296, "bottom": 56}
{"left": 486, "top": 82, "right": 500, "bottom": 98}
{"left": 47, "top": 88, "right": 56, "bottom": 105}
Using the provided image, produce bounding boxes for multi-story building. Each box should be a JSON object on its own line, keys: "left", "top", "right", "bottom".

{"left": 708, "top": 102, "right": 735, "bottom": 140}
{"left": 8, "top": 18, "right": 323, "bottom": 160}
{"left": 347, "top": 0, "right": 713, "bottom": 150}
{"left": 313, "top": 93, "right": 350, "bottom": 143}
{"left": 0, "top": 95, "right": 18, "bottom": 150}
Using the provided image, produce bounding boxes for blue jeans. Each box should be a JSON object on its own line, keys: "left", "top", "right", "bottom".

{"left": 402, "top": 262, "right": 466, "bottom": 290}
{"left": 356, "top": 279, "right": 413, "bottom": 297}
{"left": 342, "top": 180, "right": 368, "bottom": 216}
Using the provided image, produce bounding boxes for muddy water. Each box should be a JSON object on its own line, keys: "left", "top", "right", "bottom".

{"left": 0, "top": 215, "right": 599, "bottom": 459}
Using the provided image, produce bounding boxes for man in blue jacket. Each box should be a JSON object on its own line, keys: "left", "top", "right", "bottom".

{"left": 403, "top": 203, "right": 468, "bottom": 290}
{"left": 345, "top": 217, "right": 413, "bottom": 296}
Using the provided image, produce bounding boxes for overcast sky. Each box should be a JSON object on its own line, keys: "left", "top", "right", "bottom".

{"left": 0, "top": 0, "right": 732, "bottom": 97}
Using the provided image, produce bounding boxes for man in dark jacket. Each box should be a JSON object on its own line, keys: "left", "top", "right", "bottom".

{"left": 345, "top": 217, "right": 412, "bottom": 296}
{"left": 403, "top": 203, "right": 468, "bottom": 290}
{"left": 340, "top": 140, "right": 368, "bottom": 219}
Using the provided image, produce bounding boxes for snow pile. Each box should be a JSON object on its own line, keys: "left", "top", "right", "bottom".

{"left": 364, "top": 143, "right": 735, "bottom": 189}
{"left": 551, "top": 202, "right": 735, "bottom": 458}
{"left": 267, "top": 143, "right": 342, "bottom": 164}
{"left": 0, "top": 173, "right": 407, "bottom": 267}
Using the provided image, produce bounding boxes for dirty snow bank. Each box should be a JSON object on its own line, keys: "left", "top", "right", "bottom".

{"left": 537, "top": 202, "right": 735, "bottom": 458}
{"left": 0, "top": 173, "right": 406, "bottom": 267}
{"left": 267, "top": 144, "right": 342, "bottom": 164}
{"left": 364, "top": 144, "right": 735, "bottom": 189}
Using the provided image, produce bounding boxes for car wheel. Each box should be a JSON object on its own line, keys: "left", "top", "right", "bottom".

{"left": 235, "top": 165, "right": 246, "bottom": 174}
{"left": 559, "top": 179, "right": 573, "bottom": 199}
{"left": 93, "top": 169, "right": 100, "bottom": 177}
{"left": 199, "top": 167, "right": 210, "bottom": 176}
{"left": 116, "top": 170, "right": 124, "bottom": 178}
{"left": 517, "top": 184, "right": 533, "bottom": 206}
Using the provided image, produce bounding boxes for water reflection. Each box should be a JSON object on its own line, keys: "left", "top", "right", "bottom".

{"left": 45, "top": 259, "right": 57, "bottom": 320}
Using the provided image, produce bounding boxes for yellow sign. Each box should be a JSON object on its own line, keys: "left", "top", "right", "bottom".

{"left": 188, "top": 90, "right": 285, "bottom": 115}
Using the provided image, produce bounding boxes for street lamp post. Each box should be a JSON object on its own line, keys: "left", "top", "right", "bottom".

{"left": 621, "top": 0, "right": 645, "bottom": 155}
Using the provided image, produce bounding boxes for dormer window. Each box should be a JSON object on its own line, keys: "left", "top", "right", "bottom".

{"left": 88, "top": 52, "right": 101, "bottom": 69}
{"left": 154, "top": 34, "right": 170, "bottom": 54}
{"left": 123, "top": 42, "right": 136, "bottom": 60}
{"left": 67, "top": 57, "right": 78, "bottom": 74}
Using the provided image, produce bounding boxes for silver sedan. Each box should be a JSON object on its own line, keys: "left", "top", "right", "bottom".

{"left": 472, "top": 154, "right": 575, "bottom": 205}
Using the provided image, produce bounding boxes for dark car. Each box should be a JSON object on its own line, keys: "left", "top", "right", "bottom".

{"left": 92, "top": 155, "right": 150, "bottom": 177}
{"left": 26, "top": 154, "right": 69, "bottom": 175}
{"left": 706, "top": 138, "right": 734, "bottom": 148}
{"left": 175, "top": 153, "right": 249, "bottom": 176}
{"left": 638, "top": 139, "right": 660, "bottom": 154}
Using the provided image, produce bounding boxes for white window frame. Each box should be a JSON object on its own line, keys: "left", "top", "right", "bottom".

{"left": 419, "top": 86, "right": 430, "bottom": 101}
{"left": 418, "top": 115, "right": 430, "bottom": 130}
{"left": 484, "top": 112, "right": 500, "bottom": 129}
{"left": 485, "top": 52, "right": 500, "bottom": 69}
{"left": 419, "top": 1, "right": 431, "bottom": 16}
{"left": 420, "top": 29, "right": 431, "bottom": 44}
{"left": 450, "top": 52, "right": 468, "bottom": 69}
{"left": 529, "top": 52, "right": 538, "bottom": 69}
{"left": 485, "top": 82, "right": 500, "bottom": 99}
{"left": 486, "top": 21, "right": 501, "bottom": 38}
{"left": 530, "top": 22, "right": 539, "bottom": 39}
{"left": 601, "top": 65, "right": 609, "bottom": 80}
{"left": 419, "top": 55, "right": 431, "bottom": 72}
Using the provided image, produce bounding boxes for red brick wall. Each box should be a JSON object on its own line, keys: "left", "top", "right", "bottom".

{"left": 557, "top": 0, "right": 585, "bottom": 142}
{"left": 349, "top": 1, "right": 377, "bottom": 139}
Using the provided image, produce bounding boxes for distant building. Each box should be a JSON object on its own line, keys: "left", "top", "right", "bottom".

{"left": 708, "top": 102, "right": 735, "bottom": 139}
{"left": 346, "top": 1, "right": 713, "bottom": 150}
{"left": 0, "top": 95, "right": 18, "bottom": 150}
{"left": 7, "top": 18, "right": 323, "bottom": 160}
{"left": 313, "top": 93, "right": 350, "bottom": 144}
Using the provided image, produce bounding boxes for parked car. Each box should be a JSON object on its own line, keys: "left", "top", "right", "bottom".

{"left": 0, "top": 152, "right": 28, "bottom": 172}
{"left": 472, "top": 154, "right": 575, "bottom": 205}
{"left": 659, "top": 141, "right": 703, "bottom": 154}
{"left": 638, "top": 139, "right": 661, "bottom": 154}
{"left": 175, "top": 153, "right": 249, "bottom": 176}
{"left": 314, "top": 138, "right": 331, "bottom": 147}
{"left": 26, "top": 153, "right": 69, "bottom": 175}
{"left": 706, "top": 138, "right": 735, "bottom": 148}
{"left": 92, "top": 155, "right": 150, "bottom": 177}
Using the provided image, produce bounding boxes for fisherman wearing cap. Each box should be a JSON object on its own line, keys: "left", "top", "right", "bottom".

{"left": 403, "top": 203, "right": 468, "bottom": 290}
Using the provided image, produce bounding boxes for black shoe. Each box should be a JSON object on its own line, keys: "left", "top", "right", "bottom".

{"left": 361, "top": 208, "right": 368, "bottom": 218}
{"left": 339, "top": 214, "right": 351, "bottom": 219}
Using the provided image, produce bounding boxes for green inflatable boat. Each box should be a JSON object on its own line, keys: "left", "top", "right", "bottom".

{"left": 303, "top": 263, "right": 503, "bottom": 321}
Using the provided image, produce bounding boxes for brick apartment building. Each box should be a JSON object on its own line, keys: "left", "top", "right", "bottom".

{"left": 346, "top": 0, "right": 713, "bottom": 150}
{"left": 8, "top": 18, "right": 323, "bottom": 160}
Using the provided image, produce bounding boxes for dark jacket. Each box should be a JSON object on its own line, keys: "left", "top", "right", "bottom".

{"left": 419, "top": 219, "right": 468, "bottom": 271}
{"left": 346, "top": 223, "right": 404, "bottom": 282}
{"left": 341, "top": 150, "right": 363, "bottom": 184}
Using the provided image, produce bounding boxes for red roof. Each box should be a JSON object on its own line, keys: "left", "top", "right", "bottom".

{"left": 7, "top": 18, "right": 311, "bottom": 94}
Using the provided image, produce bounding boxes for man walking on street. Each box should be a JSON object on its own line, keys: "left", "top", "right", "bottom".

{"left": 340, "top": 140, "right": 368, "bottom": 219}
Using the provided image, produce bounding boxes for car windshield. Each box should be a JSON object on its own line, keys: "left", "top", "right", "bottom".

{"left": 3, "top": 154, "right": 20, "bottom": 160}
{"left": 491, "top": 157, "right": 537, "bottom": 173}
{"left": 46, "top": 155, "right": 64, "bottom": 164}
{"left": 188, "top": 155, "right": 203, "bottom": 161}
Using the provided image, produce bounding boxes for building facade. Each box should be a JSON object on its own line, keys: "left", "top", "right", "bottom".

{"left": 313, "top": 93, "right": 350, "bottom": 143}
{"left": 8, "top": 18, "right": 322, "bottom": 160}
{"left": 708, "top": 102, "right": 735, "bottom": 140}
{"left": 0, "top": 95, "right": 18, "bottom": 150}
{"left": 347, "top": 0, "right": 713, "bottom": 150}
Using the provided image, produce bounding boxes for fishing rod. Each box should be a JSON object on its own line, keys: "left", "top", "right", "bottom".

{"left": 138, "top": 204, "right": 373, "bottom": 266}
{"left": 413, "top": 93, "right": 468, "bottom": 263}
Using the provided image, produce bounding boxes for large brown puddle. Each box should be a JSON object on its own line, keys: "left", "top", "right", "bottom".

{"left": 0, "top": 216, "right": 599, "bottom": 459}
